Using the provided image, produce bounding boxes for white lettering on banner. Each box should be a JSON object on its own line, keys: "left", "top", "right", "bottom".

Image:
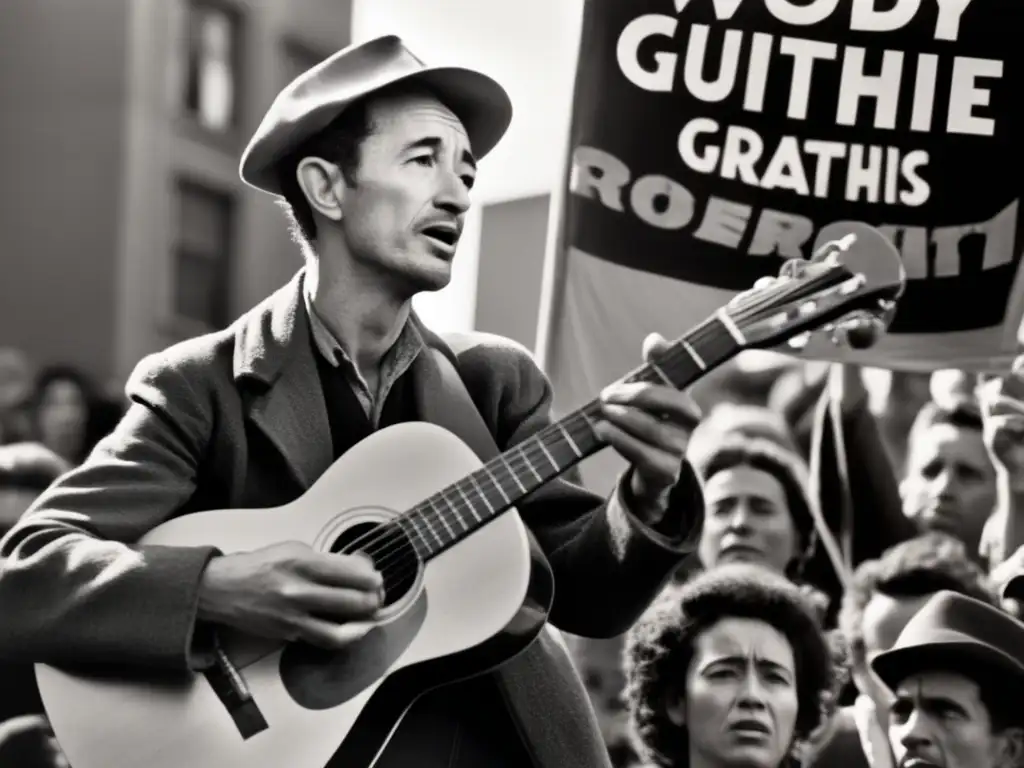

{"left": 676, "top": 119, "right": 930, "bottom": 205}
{"left": 765, "top": 0, "right": 840, "bottom": 26}
{"left": 677, "top": 0, "right": 976, "bottom": 40}
{"left": 570, "top": 145, "right": 1019, "bottom": 280}
{"left": 911, "top": 54, "right": 939, "bottom": 132}
{"left": 778, "top": 37, "right": 836, "bottom": 120}
{"left": 616, "top": 14, "right": 677, "bottom": 92}
{"left": 836, "top": 48, "right": 903, "bottom": 129}
{"left": 948, "top": 57, "right": 1004, "bottom": 135}
{"left": 616, "top": 18, "right": 1004, "bottom": 134}
{"left": 744, "top": 32, "right": 773, "bottom": 111}
{"left": 609, "top": 4, "right": 1007, "bottom": 274}
{"left": 848, "top": 0, "right": 975, "bottom": 41}
{"left": 684, "top": 25, "right": 744, "bottom": 102}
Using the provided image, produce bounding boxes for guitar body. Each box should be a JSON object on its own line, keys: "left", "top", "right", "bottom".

{"left": 36, "top": 422, "right": 553, "bottom": 768}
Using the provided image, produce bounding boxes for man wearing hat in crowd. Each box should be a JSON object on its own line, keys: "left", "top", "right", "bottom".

{"left": 869, "top": 589, "right": 1024, "bottom": 768}
{"left": 0, "top": 35, "right": 708, "bottom": 767}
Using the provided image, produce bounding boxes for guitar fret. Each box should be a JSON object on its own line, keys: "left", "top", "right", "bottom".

{"left": 681, "top": 339, "right": 707, "bottom": 369}
{"left": 536, "top": 438, "right": 559, "bottom": 471}
{"left": 483, "top": 465, "right": 511, "bottom": 503}
{"left": 648, "top": 360, "right": 674, "bottom": 387}
{"left": 391, "top": 306, "right": 756, "bottom": 566}
{"left": 438, "top": 493, "right": 461, "bottom": 539}
{"left": 498, "top": 454, "right": 528, "bottom": 493}
{"left": 422, "top": 499, "right": 446, "bottom": 547}
{"left": 397, "top": 516, "right": 429, "bottom": 558}
{"left": 518, "top": 446, "right": 544, "bottom": 482}
{"left": 716, "top": 309, "right": 746, "bottom": 344}
{"left": 467, "top": 473, "right": 496, "bottom": 514}
{"left": 557, "top": 423, "right": 583, "bottom": 457}
{"left": 453, "top": 483, "right": 481, "bottom": 524}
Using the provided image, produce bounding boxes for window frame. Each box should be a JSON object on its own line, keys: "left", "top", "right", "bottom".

{"left": 174, "top": 0, "right": 246, "bottom": 149}
{"left": 168, "top": 175, "right": 237, "bottom": 333}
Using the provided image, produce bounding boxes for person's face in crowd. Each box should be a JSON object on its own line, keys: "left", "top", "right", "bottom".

{"left": 699, "top": 465, "right": 798, "bottom": 574}
{"left": 889, "top": 671, "right": 1022, "bottom": 768}
{"left": 854, "top": 592, "right": 934, "bottom": 714}
{"left": 0, "top": 349, "right": 32, "bottom": 413}
{"left": 668, "top": 617, "right": 799, "bottom": 768}
{"left": 901, "top": 423, "right": 995, "bottom": 555}
{"left": 37, "top": 379, "right": 89, "bottom": 453}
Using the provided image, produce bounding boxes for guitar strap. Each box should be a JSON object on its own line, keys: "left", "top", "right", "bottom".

{"left": 427, "top": 347, "right": 506, "bottom": 468}
{"left": 426, "top": 345, "right": 613, "bottom": 768}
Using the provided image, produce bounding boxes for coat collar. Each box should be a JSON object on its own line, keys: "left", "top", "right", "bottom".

{"left": 229, "top": 269, "right": 461, "bottom": 490}
{"left": 232, "top": 270, "right": 308, "bottom": 386}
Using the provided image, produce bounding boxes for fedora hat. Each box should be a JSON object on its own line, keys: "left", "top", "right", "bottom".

{"left": 239, "top": 34, "right": 513, "bottom": 196}
{"left": 871, "top": 590, "right": 1024, "bottom": 692}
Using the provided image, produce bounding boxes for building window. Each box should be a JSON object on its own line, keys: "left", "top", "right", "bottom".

{"left": 180, "top": 1, "right": 241, "bottom": 133}
{"left": 172, "top": 179, "right": 234, "bottom": 329}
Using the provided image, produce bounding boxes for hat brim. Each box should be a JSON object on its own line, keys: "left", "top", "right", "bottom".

{"left": 871, "top": 639, "right": 1024, "bottom": 692}
{"left": 241, "top": 65, "right": 513, "bottom": 197}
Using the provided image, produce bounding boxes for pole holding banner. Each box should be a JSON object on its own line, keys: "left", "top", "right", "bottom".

{"left": 533, "top": 3, "right": 586, "bottom": 375}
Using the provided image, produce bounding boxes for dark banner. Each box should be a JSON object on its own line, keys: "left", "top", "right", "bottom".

{"left": 550, "top": 0, "right": 1024, "bottom": 369}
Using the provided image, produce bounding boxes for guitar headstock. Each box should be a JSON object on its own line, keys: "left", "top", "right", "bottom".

{"left": 725, "top": 222, "right": 906, "bottom": 353}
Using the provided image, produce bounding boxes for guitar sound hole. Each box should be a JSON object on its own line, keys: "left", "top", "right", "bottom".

{"left": 331, "top": 521, "right": 419, "bottom": 608}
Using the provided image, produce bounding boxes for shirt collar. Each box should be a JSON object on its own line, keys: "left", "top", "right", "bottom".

{"left": 302, "top": 280, "right": 424, "bottom": 370}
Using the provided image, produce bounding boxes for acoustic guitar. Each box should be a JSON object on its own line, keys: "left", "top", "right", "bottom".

{"left": 35, "top": 222, "right": 905, "bottom": 768}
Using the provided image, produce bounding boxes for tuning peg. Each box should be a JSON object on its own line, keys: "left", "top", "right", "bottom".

{"left": 787, "top": 332, "right": 812, "bottom": 350}
{"left": 811, "top": 233, "right": 858, "bottom": 264}
{"left": 830, "top": 312, "right": 886, "bottom": 349}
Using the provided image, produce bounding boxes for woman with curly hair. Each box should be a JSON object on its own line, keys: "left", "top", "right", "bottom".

{"left": 623, "top": 564, "right": 838, "bottom": 768}
{"left": 572, "top": 432, "right": 830, "bottom": 767}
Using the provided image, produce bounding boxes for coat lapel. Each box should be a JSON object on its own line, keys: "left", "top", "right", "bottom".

{"left": 232, "top": 270, "right": 333, "bottom": 490}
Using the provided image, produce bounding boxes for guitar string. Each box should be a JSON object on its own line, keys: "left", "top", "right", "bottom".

{"left": 336, "top": 268, "right": 843, "bottom": 585}
{"left": 334, "top": 314, "right": 731, "bottom": 580}
{"left": 336, "top": 269, "right": 845, "bottom": 584}
{"left": 335, "top": 269, "right": 840, "bottom": 582}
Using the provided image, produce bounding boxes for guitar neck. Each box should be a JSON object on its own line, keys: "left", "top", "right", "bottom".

{"left": 398, "top": 312, "right": 744, "bottom": 561}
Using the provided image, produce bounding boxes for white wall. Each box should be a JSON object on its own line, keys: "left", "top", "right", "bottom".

{"left": 351, "top": 0, "right": 584, "bottom": 331}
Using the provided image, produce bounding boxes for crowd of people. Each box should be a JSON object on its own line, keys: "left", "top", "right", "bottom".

{"left": 2, "top": 32, "right": 1024, "bottom": 768}
{"left": 5, "top": 336, "right": 1024, "bottom": 768}
{"left": 569, "top": 359, "right": 1024, "bottom": 768}
{"left": 0, "top": 347, "right": 124, "bottom": 766}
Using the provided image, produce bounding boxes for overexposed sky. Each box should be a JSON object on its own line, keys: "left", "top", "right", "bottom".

{"left": 352, "top": 0, "right": 584, "bottom": 205}
{"left": 351, "top": 0, "right": 585, "bottom": 331}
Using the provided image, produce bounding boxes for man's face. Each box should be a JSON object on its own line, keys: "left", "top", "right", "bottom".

{"left": 889, "top": 671, "right": 1020, "bottom": 768}
{"left": 854, "top": 593, "right": 933, "bottom": 711}
{"left": 331, "top": 91, "right": 477, "bottom": 295}
{"left": 699, "top": 465, "right": 799, "bottom": 574}
{"left": 901, "top": 423, "right": 995, "bottom": 554}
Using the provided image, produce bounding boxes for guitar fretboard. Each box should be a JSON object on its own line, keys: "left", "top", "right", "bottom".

{"left": 396, "top": 313, "right": 744, "bottom": 561}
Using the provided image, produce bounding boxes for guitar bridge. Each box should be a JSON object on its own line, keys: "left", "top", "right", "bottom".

{"left": 203, "top": 633, "right": 269, "bottom": 740}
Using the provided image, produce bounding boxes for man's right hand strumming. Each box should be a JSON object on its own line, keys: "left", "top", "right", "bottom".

{"left": 196, "top": 541, "right": 384, "bottom": 649}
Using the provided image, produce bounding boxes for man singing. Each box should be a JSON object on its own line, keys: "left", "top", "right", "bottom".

{"left": 0, "top": 35, "right": 707, "bottom": 768}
